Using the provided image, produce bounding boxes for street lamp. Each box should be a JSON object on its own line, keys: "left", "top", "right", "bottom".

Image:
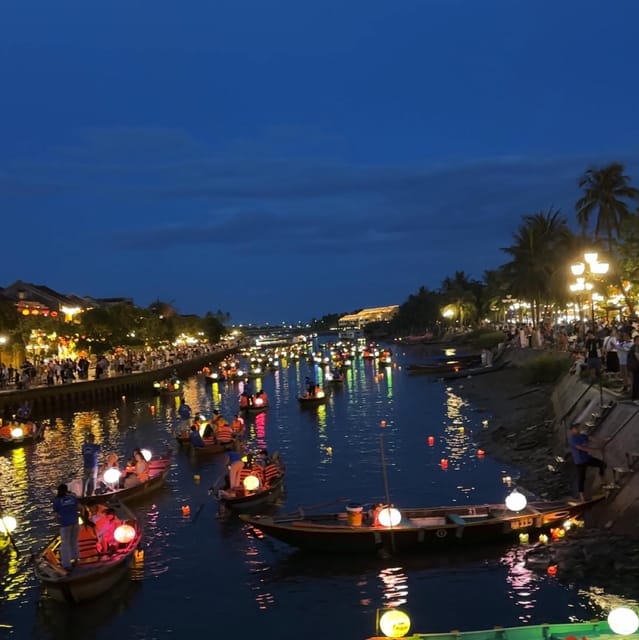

{"left": 569, "top": 252, "right": 609, "bottom": 326}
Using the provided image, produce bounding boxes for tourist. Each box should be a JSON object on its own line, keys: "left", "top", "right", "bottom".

{"left": 584, "top": 330, "right": 603, "bottom": 381}
{"left": 568, "top": 423, "right": 607, "bottom": 502}
{"left": 52, "top": 483, "right": 79, "bottom": 572}
{"left": 95, "top": 507, "right": 121, "bottom": 553}
{"left": 616, "top": 330, "right": 633, "bottom": 394}
{"left": 123, "top": 449, "right": 149, "bottom": 488}
{"left": 189, "top": 424, "right": 205, "bottom": 448}
{"left": 628, "top": 335, "right": 639, "bottom": 402}
{"left": 226, "top": 450, "right": 244, "bottom": 488}
{"left": 178, "top": 398, "right": 192, "bottom": 421}
{"left": 81, "top": 433, "right": 101, "bottom": 497}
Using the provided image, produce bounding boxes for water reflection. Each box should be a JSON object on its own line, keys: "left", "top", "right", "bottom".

{"left": 501, "top": 546, "right": 539, "bottom": 622}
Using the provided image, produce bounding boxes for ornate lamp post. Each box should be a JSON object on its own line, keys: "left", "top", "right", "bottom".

{"left": 569, "top": 252, "right": 609, "bottom": 326}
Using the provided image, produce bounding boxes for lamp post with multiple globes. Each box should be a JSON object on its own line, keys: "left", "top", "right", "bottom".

{"left": 569, "top": 252, "right": 609, "bottom": 326}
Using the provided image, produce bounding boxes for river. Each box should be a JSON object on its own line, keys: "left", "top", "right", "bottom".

{"left": 0, "top": 341, "right": 610, "bottom": 639}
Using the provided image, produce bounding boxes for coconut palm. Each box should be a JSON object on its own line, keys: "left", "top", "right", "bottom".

{"left": 576, "top": 163, "right": 639, "bottom": 251}
{"left": 440, "top": 272, "right": 480, "bottom": 327}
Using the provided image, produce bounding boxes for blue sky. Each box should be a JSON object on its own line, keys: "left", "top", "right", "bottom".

{"left": 1, "top": 1, "right": 638, "bottom": 324}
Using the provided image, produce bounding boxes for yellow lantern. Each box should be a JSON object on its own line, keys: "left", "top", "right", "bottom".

{"left": 0, "top": 516, "right": 17, "bottom": 535}
{"left": 608, "top": 607, "right": 639, "bottom": 636}
{"left": 377, "top": 507, "right": 402, "bottom": 528}
{"left": 538, "top": 534, "right": 549, "bottom": 544}
{"left": 243, "top": 475, "right": 260, "bottom": 492}
{"left": 113, "top": 524, "right": 136, "bottom": 544}
{"left": 519, "top": 533, "right": 529, "bottom": 544}
{"left": 379, "top": 609, "right": 411, "bottom": 638}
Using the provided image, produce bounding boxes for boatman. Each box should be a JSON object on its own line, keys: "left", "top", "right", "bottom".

{"left": 81, "top": 433, "right": 101, "bottom": 497}
{"left": 567, "top": 423, "right": 607, "bottom": 501}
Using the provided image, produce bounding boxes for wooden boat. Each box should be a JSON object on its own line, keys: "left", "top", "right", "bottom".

{"left": 439, "top": 360, "right": 508, "bottom": 381}
{"left": 297, "top": 393, "right": 327, "bottom": 406}
{"left": 406, "top": 362, "right": 469, "bottom": 375}
{"left": 240, "top": 497, "right": 599, "bottom": 554}
{"left": 239, "top": 398, "right": 270, "bottom": 413}
{"left": 0, "top": 420, "right": 45, "bottom": 450}
{"left": 79, "top": 452, "right": 172, "bottom": 505}
{"left": 366, "top": 618, "right": 619, "bottom": 640}
{"left": 33, "top": 501, "right": 142, "bottom": 603}
{"left": 217, "top": 460, "right": 286, "bottom": 512}
{"left": 175, "top": 432, "right": 240, "bottom": 455}
{"left": 152, "top": 377, "right": 182, "bottom": 396}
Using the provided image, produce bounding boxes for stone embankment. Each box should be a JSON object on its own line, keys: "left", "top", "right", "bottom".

{"left": 451, "top": 345, "right": 639, "bottom": 599}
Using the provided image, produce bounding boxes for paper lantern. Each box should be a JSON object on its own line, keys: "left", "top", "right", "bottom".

{"left": 519, "top": 533, "right": 529, "bottom": 544}
{"left": 113, "top": 524, "right": 136, "bottom": 544}
{"left": 547, "top": 565, "right": 558, "bottom": 576}
{"left": 377, "top": 507, "right": 402, "bottom": 528}
{"left": 182, "top": 505, "right": 190, "bottom": 516}
{"left": 505, "top": 489, "right": 527, "bottom": 512}
{"left": 608, "top": 607, "right": 639, "bottom": 636}
{"left": 440, "top": 458, "right": 448, "bottom": 469}
{"left": 0, "top": 516, "right": 17, "bottom": 534}
{"left": 140, "top": 449, "right": 152, "bottom": 462}
{"left": 379, "top": 609, "right": 411, "bottom": 638}
{"left": 103, "top": 468, "right": 121, "bottom": 484}
{"left": 538, "top": 534, "right": 549, "bottom": 544}
{"left": 10, "top": 427, "right": 23, "bottom": 439}
{"left": 243, "top": 475, "right": 260, "bottom": 491}
{"left": 427, "top": 436, "right": 434, "bottom": 446}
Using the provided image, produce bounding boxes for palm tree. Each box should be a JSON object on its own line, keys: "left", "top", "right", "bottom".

{"left": 576, "top": 163, "right": 639, "bottom": 251}
{"left": 440, "top": 272, "right": 480, "bottom": 328}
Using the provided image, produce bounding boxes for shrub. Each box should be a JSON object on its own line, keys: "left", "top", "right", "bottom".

{"left": 520, "top": 354, "right": 571, "bottom": 384}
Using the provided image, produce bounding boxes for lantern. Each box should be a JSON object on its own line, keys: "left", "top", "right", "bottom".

{"left": 140, "top": 449, "right": 152, "bottom": 462}
{"left": 113, "top": 524, "right": 136, "bottom": 544}
{"left": 379, "top": 609, "right": 411, "bottom": 638}
{"left": 440, "top": 458, "right": 448, "bottom": 469}
{"left": 380, "top": 420, "right": 387, "bottom": 427}
{"left": 427, "top": 436, "right": 434, "bottom": 446}
{"left": 0, "top": 516, "right": 17, "bottom": 535}
{"left": 505, "top": 489, "right": 527, "bottom": 512}
{"left": 103, "top": 468, "right": 121, "bottom": 485}
{"left": 377, "top": 507, "right": 402, "bottom": 528}
{"left": 477, "top": 449, "right": 485, "bottom": 457}
{"left": 608, "top": 608, "right": 639, "bottom": 636}
{"left": 538, "top": 534, "right": 549, "bottom": 544}
{"left": 547, "top": 565, "right": 558, "bottom": 576}
{"left": 519, "top": 533, "right": 529, "bottom": 544}
{"left": 243, "top": 475, "right": 260, "bottom": 492}
{"left": 254, "top": 397, "right": 264, "bottom": 406}
{"left": 182, "top": 505, "right": 190, "bottom": 516}
{"left": 10, "top": 427, "right": 23, "bottom": 439}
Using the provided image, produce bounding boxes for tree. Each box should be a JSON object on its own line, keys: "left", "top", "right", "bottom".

{"left": 440, "top": 271, "right": 480, "bottom": 327}
{"left": 576, "top": 163, "right": 639, "bottom": 251}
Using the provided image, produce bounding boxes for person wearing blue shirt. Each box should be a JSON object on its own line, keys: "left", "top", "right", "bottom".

{"left": 178, "top": 398, "right": 192, "bottom": 421}
{"left": 81, "top": 433, "right": 101, "bottom": 497}
{"left": 189, "top": 425, "right": 205, "bottom": 448}
{"left": 568, "top": 423, "right": 606, "bottom": 501}
{"left": 53, "top": 483, "right": 79, "bottom": 572}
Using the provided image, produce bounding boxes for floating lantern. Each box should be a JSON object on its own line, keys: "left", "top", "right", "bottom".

{"left": 182, "top": 505, "right": 191, "bottom": 516}
{"left": 380, "top": 420, "right": 387, "bottom": 427}
{"left": 502, "top": 475, "right": 512, "bottom": 487}
{"left": 440, "top": 458, "right": 448, "bottom": 469}
{"left": 505, "top": 489, "right": 527, "bottom": 512}
{"left": 477, "top": 449, "right": 485, "bottom": 457}
{"left": 103, "top": 468, "right": 121, "bottom": 485}
{"left": 134, "top": 549, "right": 144, "bottom": 562}
{"left": 121, "top": 395, "right": 126, "bottom": 401}
{"left": 427, "top": 436, "right": 434, "bottom": 446}
{"left": 0, "top": 516, "right": 17, "bottom": 535}
{"left": 113, "top": 524, "right": 136, "bottom": 544}
{"left": 140, "top": 449, "right": 152, "bottom": 462}
{"left": 379, "top": 609, "right": 411, "bottom": 638}
{"left": 326, "top": 446, "right": 333, "bottom": 455}
{"left": 608, "top": 607, "right": 639, "bottom": 636}
{"left": 150, "top": 405, "right": 155, "bottom": 414}
{"left": 538, "top": 534, "right": 549, "bottom": 544}
{"left": 193, "top": 474, "right": 200, "bottom": 483}
{"left": 10, "top": 427, "right": 23, "bottom": 439}
{"left": 482, "top": 419, "right": 489, "bottom": 427}
{"left": 377, "top": 507, "right": 402, "bottom": 528}
{"left": 519, "top": 533, "right": 529, "bottom": 544}
{"left": 547, "top": 564, "right": 558, "bottom": 576}
{"left": 243, "top": 475, "right": 260, "bottom": 492}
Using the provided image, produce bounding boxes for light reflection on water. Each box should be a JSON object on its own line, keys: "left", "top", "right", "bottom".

{"left": 0, "top": 343, "right": 618, "bottom": 639}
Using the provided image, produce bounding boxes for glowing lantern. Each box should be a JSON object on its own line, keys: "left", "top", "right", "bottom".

{"left": 427, "top": 436, "right": 434, "bottom": 446}
{"left": 193, "top": 474, "right": 200, "bottom": 483}
{"left": 103, "top": 468, "right": 121, "bottom": 485}
{"left": 440, "top": 458, "right": 448, "bottom": 469}
{"left": 608, "top": 608, "right": 639, "bottom": 636}
{"left": 477, "top": 449, "right": 485, "bottom": 457}
{"left": 538, "top": 534, "right": 549, "bottom": 544}
{"left": 182, "top": 505, "right": 191, "bottom": 516}
{"left": 243, "top": 475, "right": 260, "bottom": 491}
{"left": 113, "top": 524, "right": 136, "bottom": 544}
{"left": 379, "top": 609, "right": 411, "bottom": 638}
{"left": 547, "top": 564, "right": 558, "bottom": 576}
{"left": 380, "top": 420, "right": 387, "bottom": 427}
{"left": 0, "top": 516, "right": 17, "bottom": 534}
{"left": 563, "top": 519, "right": 573, "bottom": 531}
{"left": 505, "top": 489, "right": 527, "bottom": 512}
{"left": 140, "top": 449, "right": 152, "bottom": 462}
{"left": 377, "top": 507, "right": 402, "bottom": 528}
{"left": 519, "top": 533, "right": 529, "bottom": 544}
{"left": 10, "top": 427, "right": 24, "bottom": 439}
{"left": 482, "top": 419, "right": 489, "bottom": 427}
{"left": 254, "top": 397, "right": 264, "bottom": 406}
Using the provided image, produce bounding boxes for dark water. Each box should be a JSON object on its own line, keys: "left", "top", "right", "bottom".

{"left": 0, "top": 344, "right": 610, "bottom": 639}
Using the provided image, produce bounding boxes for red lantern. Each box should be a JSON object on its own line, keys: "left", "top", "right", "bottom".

{"left": 440, "top": 458, "right": 448, "bottom": 469}
{"left": 547, "top": 564, "right": 558, "bottom": 576}
{"left": 427, "top": 436, "right": 435, "bottom": 446}
{"left": 477, "top": 449, "right": 485, "bottom": 457}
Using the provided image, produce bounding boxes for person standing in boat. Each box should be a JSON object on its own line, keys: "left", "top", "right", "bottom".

{"left": 81, "top": 433, "right": 101, "bottom": 497}
{"left": 178, "top": 398, "right": 192, "bottom": 421}
{"left": 53, "top": 483, "right": 79, "bottom": 572}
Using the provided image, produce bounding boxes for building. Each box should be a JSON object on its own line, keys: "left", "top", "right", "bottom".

{"left": 337, "top": 305, "right": 399, "bottom": 337}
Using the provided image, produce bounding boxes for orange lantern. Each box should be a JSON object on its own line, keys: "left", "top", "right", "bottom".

{"left": 427, "top": 436, "right": 434, "bottom": 446}
{"left": 547, "top": 565, "right": 558, "bottom": 576}
{"left": 440, "top": 458, "right": 448, "bottom": 470}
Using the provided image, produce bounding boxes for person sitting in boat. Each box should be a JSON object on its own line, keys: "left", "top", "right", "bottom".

{"left": 16, "top": 401, "right": 31, "bottom": 423}
{"left": 202, "top": 419, "right": 214, "bottom": 438}
{"left": 123, "top": 449, "right": 149, "bottom": 488}
{"left": 178, "top": 398, "right": 192, "bottom": 421}
{"left": 231, "top": 414, "right": 245, "bottom": 437}
{"left": 239, "top": 391, "right": 251, "bottom": 409}
{"left": 189, "top": 424, "right": 205, "bottom": 448}
{"left": 255, "top": 449, "right": 270, "bottom": 466}
{"left": 238, "top": 454, "right": 262, "bottom": 491}
{"left": 94, "top": 507, "right": 121, "bottom": 553}
{"left": 305, "top": 377, "right": 315, "bottom": 397}
{"left": 227, "top": 450, "right": 244, "bottom": 489}
{"left": 215, "top": 419, "right": 233, "bottom": 447}
{"left": 253, "top": 390, "right": 268, "bottom": 407}
{"left": 96, "top": 453, "right": 120, "bottom": 493}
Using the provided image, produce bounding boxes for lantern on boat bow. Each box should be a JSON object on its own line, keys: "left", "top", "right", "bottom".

{"left": 243, "top": 475, "right": 260, "bottom": 492}
{"left": 505, "top": 489, "right": 527, "bottom": 512}
{"left": 377, "top": 506, "right": 402, "bottom": 528}
{"left": 608, "top": 607, "right": 639, "bottom": 636}
{"left": 378, "top": 608, "right": 411, "bottom": 638}
{"left": 10, "top": 427, "right": 23, "bottom": 439}
{"left": 103, "top": 468, "right": 121, "bottom": 486}
{"left": 113, "top": 524, "right": 136, "bottom": 544}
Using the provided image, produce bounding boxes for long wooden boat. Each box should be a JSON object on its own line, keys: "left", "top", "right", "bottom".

{"left": 366, "top": 619, "right": 620, "bottom": 640}
{"left": 297, "top": 394, "right": 327, "bottom": 406}
{"left": 240, "top": 497, "right": 599, "bottom": 554}
{"left": 439, "top": 360, "right": 508, "bottom": 381}
{"left": 0, "top": 420, "right": 45, "bottom": 450}
{"left": 79, "top": 453, "right": 172, "bottom": 505}
{"left": 175, "top": 433, "right": 240, "bottom": 455}
{"left": 217, "top": 470, "right": 285, "bottom": 512}
{"left": 33, "top": 501, "right": 142, "bottom": 604}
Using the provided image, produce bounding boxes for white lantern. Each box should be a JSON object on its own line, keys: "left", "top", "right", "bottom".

{"left": 10, "top": 427, "right": 23, "bottom": 439}
{"left": 608, "top": 607, "right": 639, "bottom": 636}
{"left": 113, "top": 524, "right": 137, "bottom": 544}
{"left": 104, "top": 468, "right": 121, "bottom": 485}
{"left": 243, "top": 475, "right": 260, "bottom": 491}
{"left": 140, "top": 448, "right": 152, "bottom": 462}
{"left": 0, "top": 516, "right": 17, "bottom": 534}
{"left": 377, "top": 507, "right": 402, "bottom": 528}
{"left": 379, "top": 609, "right": 411, "bottom": 638}
{"left": 505, "top": 489, "right": 527, "bottom": 512}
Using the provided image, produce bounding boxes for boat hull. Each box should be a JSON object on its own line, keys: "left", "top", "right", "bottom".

{"left": 0, "top": 421, "right": 45, "bottom": 450}
{"left": 219, "top": 475, "right": 285, "bottom": 512}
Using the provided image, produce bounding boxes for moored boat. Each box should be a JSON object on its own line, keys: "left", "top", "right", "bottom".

{"left": 33, "top": 501, "right": 142, "bottom": 604}
{"left": 241, "top": 496, "right": 599, "bottom": 554}
{"left": 0, "top": 420, "right": 45, "bottom": 450}
{"left": 439, "top": 360, "right": 507, "bottom": 380}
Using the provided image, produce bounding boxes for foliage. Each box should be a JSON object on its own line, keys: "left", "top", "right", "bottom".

{"left": 311, "top": 313, "right": 341, "bottom": 332}
{"left": 519, "top": 354, "right": 570, "bottom": 385}
{"left": 387, "top": 286, "right": 442, "bottom": 336}
{"left": 440, "top": 271, "right": 480, "bottom": 326}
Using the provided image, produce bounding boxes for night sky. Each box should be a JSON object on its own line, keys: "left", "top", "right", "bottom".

{"left": 1, "top": 1, "right": 638, "bottom": 323}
